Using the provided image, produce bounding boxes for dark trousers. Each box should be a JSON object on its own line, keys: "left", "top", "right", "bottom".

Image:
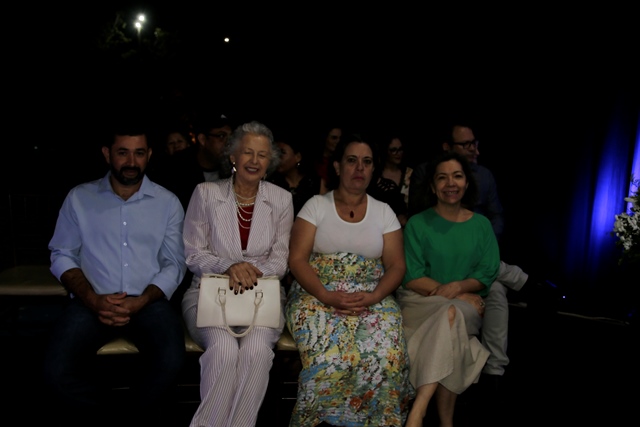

{"left": 43, "top": 297, "right": 185, "bottom": 421}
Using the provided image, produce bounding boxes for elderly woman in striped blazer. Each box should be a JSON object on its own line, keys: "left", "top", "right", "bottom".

{"left": 181, "top": 121, "right": 294, "bottom": 427}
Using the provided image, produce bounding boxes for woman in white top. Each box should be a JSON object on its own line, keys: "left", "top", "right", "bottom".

{"left": 285, "top": 132, "right": 414, "bottom": 427}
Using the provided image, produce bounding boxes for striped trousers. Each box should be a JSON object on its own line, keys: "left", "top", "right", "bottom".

{"left": 183, "top": 286, "right": 282, "bottom": 427}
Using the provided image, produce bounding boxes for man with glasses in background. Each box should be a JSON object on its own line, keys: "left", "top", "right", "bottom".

{"left": 149, "top": 109, "right": 234, "bottom": 211}
{"left": 446, "top": 124, "right": 504, "bottom": 239}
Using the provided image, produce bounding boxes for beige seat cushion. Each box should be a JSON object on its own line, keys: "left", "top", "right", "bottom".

{"left": 97, "top": 326, "right": 297, "bottom": 355}
{"left": 185, "top": 333, "right": 205, "bottom": 352}
{"left": 276, "top": 328, "right": 298, "bottom": 352}
{"left": 96, "top": 336, "right": 140, "bottom": 355}
{"left": 97, "top": 324, "right": 205, "bottom": 355}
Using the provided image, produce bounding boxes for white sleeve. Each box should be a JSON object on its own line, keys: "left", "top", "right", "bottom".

{"left": 297, "top": 194, "right": 323, "bottom": 226}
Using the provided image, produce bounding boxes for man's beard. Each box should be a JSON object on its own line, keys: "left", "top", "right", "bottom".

{"left": 111, "top": 165, "right": 144, "bottom": 186}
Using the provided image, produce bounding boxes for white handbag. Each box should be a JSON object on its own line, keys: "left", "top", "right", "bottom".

{"left": 196, "top": 274, "right": 281, "bottom": 337}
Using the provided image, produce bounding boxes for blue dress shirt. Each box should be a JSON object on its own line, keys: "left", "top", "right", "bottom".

{"left": 49, "top": 172, "right": 186, "bottom": 299}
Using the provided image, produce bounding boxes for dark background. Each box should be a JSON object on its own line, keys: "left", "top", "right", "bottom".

{"left": 5, "top": 2, "right": 639, "bottom": 318}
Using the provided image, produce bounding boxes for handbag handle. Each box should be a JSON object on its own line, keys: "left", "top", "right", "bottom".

{"left": 218, "top": 287, "right": 264, "bottom": 338}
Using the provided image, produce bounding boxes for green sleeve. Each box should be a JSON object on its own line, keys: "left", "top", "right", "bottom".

{"left": 402, "top": 213, "right": 428, "bottom": 288}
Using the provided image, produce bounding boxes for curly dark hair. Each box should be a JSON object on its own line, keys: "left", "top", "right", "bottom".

{"left": 424, "top": 150, "right": 478, "bottom": 209}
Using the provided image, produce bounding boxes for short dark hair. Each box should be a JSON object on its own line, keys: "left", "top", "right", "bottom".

{"left": 192, "top": 109, "right": 233, "bottom": 136}
{"left": 425, "top": 150, "right": 478, "bottom": 209}
{"left": 448, "top": 119, "right": 479, "bottom": 143}
{"left": 103, "top": 112, "right": 150, "bottom": 148}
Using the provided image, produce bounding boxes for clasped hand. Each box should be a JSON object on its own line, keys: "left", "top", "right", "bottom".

{"left": 429, "top": 281, "right": 463, "bottom": 299}
{"left": 95, "top": 292, "right": 135, "bottom": 326}
{"left": 324, "top": 290, "right": 374, "bottom": 316}
{"left": 226, "top": 262, "right": 263, "bottom": 294}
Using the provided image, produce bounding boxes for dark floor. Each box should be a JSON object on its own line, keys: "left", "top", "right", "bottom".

{"left": 2, "top": 296, "right": 639, "bottom": 426}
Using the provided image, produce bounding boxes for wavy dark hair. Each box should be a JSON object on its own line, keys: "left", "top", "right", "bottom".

{"left": 425, "top": 150, "right": 478, "bottom": 209}
{"left": 326, "top": 131, "right": 380, "bottom": 191}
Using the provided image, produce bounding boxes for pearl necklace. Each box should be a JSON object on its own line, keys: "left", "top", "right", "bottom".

{"left": 236, "top": 203, "right": 254, "bottom": 229}
{"left": 234, "top": 190, "right": 257, "bottom": 201}
{"left": 233, "top": 186, "right": 257, "bottom": 229}
{"left": 236, "top": 203, "right": 254, "bottom": 222}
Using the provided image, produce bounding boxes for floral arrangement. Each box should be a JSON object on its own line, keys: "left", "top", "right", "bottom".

{"left": 612, "top": 175, "right": 640, "bottom": 265}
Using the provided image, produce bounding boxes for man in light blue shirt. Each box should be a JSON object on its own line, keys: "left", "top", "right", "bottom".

{"left": 44, "top": 116, "right": 187, "bottom": 425}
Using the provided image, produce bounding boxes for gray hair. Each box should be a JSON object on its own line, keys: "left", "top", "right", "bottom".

{"left": 222, "top": 121, "right": 281, "bottom": 176}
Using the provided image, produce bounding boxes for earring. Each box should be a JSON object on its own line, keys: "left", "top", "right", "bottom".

{"left": 296, "top": 162, "right": 301, "bottom": 168}
{"left": 232, "top": 162, "right": 236, "bottom": 174}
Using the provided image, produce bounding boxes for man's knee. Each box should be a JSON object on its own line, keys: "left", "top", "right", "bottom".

{"left": 486, "top": 281, "right": 508, "bottom": 303}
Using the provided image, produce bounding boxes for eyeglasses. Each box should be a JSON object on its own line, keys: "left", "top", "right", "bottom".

{"left": 388, "top": 147, "right": 404, "bottom": 154}
{"left": 451, "top": 139, "right": 479, "bottom": 150}
{"left": 209, "top": 132, "right": 230, "bottom": 140}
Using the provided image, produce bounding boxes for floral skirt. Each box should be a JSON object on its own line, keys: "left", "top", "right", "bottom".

{"left": 285, "top": 252, "right": 414, "bottom": 427}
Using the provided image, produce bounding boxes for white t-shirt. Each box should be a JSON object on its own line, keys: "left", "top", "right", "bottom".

{"left": 297, "top": 191, "right": 401, "bottom": 259}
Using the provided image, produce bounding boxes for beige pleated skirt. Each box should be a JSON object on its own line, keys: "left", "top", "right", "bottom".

{"left": 396, "top": 290, "right": 489, "bottom": 394}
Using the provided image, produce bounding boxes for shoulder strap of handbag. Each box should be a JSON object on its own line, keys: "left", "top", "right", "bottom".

{"left": 218, "top": 287, "right": 264, "bottom": 338}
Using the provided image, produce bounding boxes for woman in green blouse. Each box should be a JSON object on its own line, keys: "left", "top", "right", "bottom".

{"left": 397, "top": 150, "right": 500, "bottom": 427}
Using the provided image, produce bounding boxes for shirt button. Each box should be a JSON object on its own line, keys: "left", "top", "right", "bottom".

{"left": 123, "top": 242, "right": 128, "bottom": 246}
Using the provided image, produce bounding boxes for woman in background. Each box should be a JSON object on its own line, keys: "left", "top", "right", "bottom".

{"left": 368, "top": 133, "right": 412, "bottom": 227}
{"left": 165, "top": 127, "right": 191, "bottom": 156}
{"left": 312, "top": 123, "right": 343, "bottom": 195}
{"left": 268, "top": 129, "right": 321, "bottom": 217}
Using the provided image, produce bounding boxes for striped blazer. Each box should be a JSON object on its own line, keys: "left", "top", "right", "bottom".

{"left": 183, "top": 178, "right": 294, "bottom": 287}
